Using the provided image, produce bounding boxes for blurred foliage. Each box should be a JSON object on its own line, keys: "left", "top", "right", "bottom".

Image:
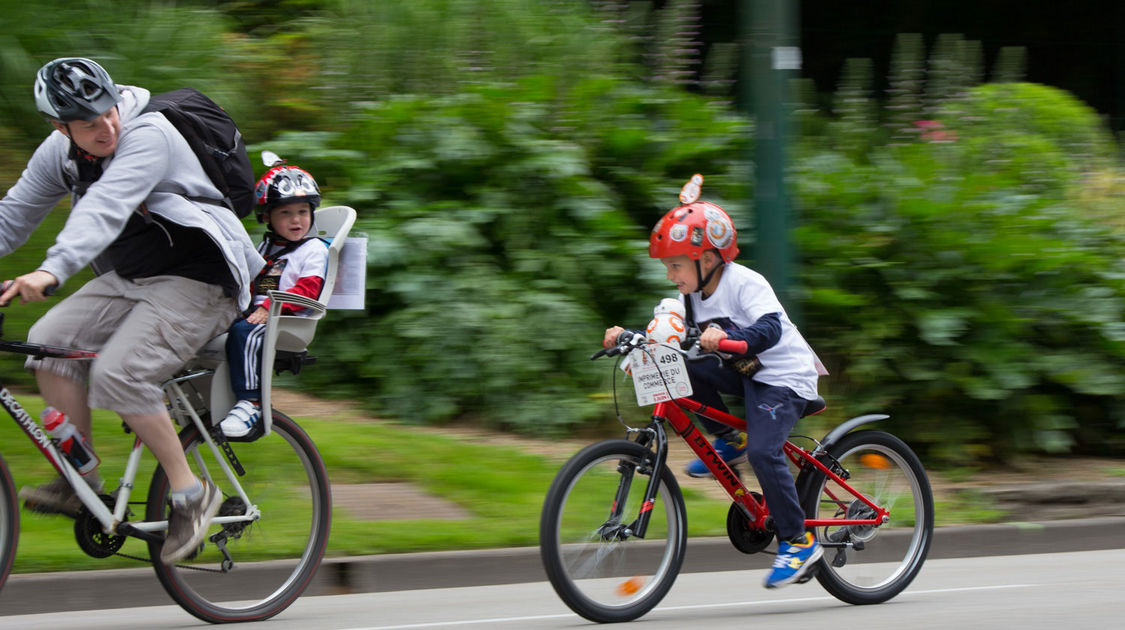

{"left": 271, "top": 76, "right": 750, "bottom": 432}
{"left": 1, "top": 2, "right": 1124, "bottom": 464}
{"left": 797, "top": 78, "right": 1125, "bottom": 464}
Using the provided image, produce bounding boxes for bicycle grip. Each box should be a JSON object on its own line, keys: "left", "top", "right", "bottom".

{"left": 717, "top": 338, "right": 748, "bottom": 354}
{"left": 0, "top": 279, "right": 56, "bottom": 300}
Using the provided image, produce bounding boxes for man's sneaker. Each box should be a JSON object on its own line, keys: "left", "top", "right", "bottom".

{"left": 764, "top": 531, "right": 824, "bottom": 589}
{"left": 160, "top": 479, "right": 222, "bottom": 565}
{"left": 220, "top": 399, "right": 262, "bottom": 438}
{"left": 19, "top": 475, "right": 103, "bottom": 517}
{"left": 684, "top": 434, "right": 747, "bottom": 478}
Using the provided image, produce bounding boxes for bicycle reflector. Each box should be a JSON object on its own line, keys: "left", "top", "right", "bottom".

{"left": 859, "top": 453, "right": 892, "bottom": 470}
{"left": 616, "top": 575, "right": 645, "bottom": 596}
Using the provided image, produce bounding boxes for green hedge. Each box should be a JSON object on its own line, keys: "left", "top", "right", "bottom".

{"left": 796, "top": 83, "right": 1125, "bottom": 462}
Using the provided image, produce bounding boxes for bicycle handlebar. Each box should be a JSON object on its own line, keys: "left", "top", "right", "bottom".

{"left": 0, "top": 279, "right": 57, "bottom": 308}
{"left": 717, "top": 338, "right": 748, "bottom": 354}
{"left": 591, "top": 331, "right": 749, "bottom": 361}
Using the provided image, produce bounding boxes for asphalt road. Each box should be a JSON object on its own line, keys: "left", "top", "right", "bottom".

{"left": 1, "top": 548, "right": 1122, "bottom": 629}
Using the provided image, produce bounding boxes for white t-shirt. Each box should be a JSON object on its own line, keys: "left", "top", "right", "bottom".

{"left": 682, "top": 262, "right": 819, "bottom": 400}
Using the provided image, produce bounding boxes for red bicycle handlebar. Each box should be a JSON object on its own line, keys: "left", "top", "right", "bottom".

{"left": 717, "top": 338, "right": 748, "bottom": 354}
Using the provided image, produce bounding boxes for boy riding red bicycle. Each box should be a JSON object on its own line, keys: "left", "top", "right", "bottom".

{"left": 603, "top": 175, "right": 827, "bottom": 589}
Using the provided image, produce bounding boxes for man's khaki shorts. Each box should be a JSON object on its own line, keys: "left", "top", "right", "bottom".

{"left": 26, "top": 272, "right": 238, "bottom": 415}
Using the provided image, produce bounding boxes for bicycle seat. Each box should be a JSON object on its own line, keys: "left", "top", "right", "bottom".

{"left": 191, "top": 334, "right": 228, "bottom": 368}
{"left": 802, "top": 396, "right": 827, "bottom": 418}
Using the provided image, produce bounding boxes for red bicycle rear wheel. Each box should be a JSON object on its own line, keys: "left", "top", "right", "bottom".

{"left": 797, "top": 429, "right": 933, "bottom": 604}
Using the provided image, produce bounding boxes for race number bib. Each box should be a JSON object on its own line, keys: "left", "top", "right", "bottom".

{"left": 628, "top": 345, "right": 693, "bottom": 406}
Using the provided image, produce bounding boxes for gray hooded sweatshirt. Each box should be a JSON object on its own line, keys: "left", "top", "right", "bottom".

{"left": 0, "top": 85, "right": 264, "bottom": 310}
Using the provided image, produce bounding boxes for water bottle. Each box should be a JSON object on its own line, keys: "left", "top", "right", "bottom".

{"left": 41, "top": 407, "right": 99, "bottom": 475}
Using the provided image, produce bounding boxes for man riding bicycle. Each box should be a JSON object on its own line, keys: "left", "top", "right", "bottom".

{"left": 0, "top": 57, "right": 263, "bottom": 564}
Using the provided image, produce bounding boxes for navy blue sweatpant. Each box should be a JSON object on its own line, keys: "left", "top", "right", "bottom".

{"left": 225, "top": 317, "right": 267, "bottom": 401}
{"left": 686, "top": 359, "right": 809, "bottom": 540}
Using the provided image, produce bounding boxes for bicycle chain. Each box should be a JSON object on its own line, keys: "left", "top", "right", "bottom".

{"left": 111, "top": 550, "right": 226, "bottom": 572}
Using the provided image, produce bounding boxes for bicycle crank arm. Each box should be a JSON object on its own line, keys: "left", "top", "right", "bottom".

{"left": 116, "top": 522, "right": 165, "bottom": 544}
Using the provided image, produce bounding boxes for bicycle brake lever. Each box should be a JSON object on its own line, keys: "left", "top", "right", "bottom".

{"left": 682, "top": 341, "right": 725, "bottom": 366}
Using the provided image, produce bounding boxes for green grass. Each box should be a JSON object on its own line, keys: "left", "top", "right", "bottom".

{"left": 933, "top": 489, "right": 1009, "bottom": 525}
{"left": 2, "top": 393, "right": 732, "bottom": 573}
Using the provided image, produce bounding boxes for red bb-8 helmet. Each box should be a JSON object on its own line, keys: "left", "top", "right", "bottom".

{"left": 648, "top": 174, "right": 739, "bottom": 262}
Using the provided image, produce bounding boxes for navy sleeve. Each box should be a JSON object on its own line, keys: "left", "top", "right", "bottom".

{"left": 724, "top": 312, "right": 782, "bottom": 355}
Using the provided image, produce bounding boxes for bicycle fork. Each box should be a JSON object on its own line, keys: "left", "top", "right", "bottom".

{"left": 603, "top": 422, "right": 670, "bottom": 541}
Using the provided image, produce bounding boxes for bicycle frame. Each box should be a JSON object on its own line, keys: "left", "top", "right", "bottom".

{"left": 0, "top": 338, "right": 258, "bottom": 544}
{"left": 625, "top": 395, "right": 889, "bottom": 542}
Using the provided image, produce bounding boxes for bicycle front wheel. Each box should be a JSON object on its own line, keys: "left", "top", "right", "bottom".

{"left": 0, "top": 454, "right": 18, "bottom": 593}
{"left": 797, "top": 429, "right": 933, "bottom": 605}
{"left": 146, "top": 411, "right": 331, "bottom": 623}
{"left": 539, "top": 439, "right": 687, "bottom": 623}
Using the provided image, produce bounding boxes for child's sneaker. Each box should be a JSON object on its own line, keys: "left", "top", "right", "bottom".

{"left": 684, "top": 434, "right": 747, "bottom": 478}
{"left": 220, "top": 400, "right": 262, "bottom": 438}
{"left": 764, "top": 531, "right": 823, "bottom": 589}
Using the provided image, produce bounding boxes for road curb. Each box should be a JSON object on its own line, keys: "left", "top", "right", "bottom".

{"left": 3, "top": 516, "right": 1124, "bottom": 616}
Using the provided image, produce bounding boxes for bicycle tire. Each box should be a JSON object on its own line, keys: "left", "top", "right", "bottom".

{"left": 0, "top": 454, "right": 17, "bottom": 593}
{"left": 540, "top": 439, "right": 687, "bottom": 623}
{"left": 796, "top": 429, "right": 933, "bottom": 605}
{"left": 145, "top": 410, "right": 331, "bottom": 623}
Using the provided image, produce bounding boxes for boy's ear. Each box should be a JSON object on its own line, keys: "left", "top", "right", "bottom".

{"left": 703, "top": 250, "right": 720, "bottom": 269}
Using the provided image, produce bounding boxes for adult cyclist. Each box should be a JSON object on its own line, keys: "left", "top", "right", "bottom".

{"left": 0, "top": 57, "right": 264, "bottom": 564}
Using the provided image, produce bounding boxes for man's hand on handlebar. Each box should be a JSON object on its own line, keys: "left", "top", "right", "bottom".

{"left": 0, "top": 271, "right": 59, "bottom": 306}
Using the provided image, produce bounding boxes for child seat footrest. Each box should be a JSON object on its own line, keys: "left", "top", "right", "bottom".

{"left": 273, "top": 350, "right": 316, "bottom": 375}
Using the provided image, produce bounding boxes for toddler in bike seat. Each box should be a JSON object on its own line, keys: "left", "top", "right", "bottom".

{"left": 219, "top": 156, "right": 328, "bottom": 439}
{"left": 602, "top": 174, "right": 826, "bottom": 589}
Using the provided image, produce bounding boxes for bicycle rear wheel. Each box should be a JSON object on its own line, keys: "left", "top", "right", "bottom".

{"left": 0, "top": 454, "right": 17, "bottom": 593}
{"left": 539, "top": 439, "right": 687, "bottom": 623}
{"left": 146, "top": 411, "right": 331, "bottom": 623}
{"left": 797, "top": 429, "right": 933, "bottom": 604}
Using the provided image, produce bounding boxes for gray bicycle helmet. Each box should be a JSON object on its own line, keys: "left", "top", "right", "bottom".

{"left": 34, "top": 57, "right": 120, "bottom": 122}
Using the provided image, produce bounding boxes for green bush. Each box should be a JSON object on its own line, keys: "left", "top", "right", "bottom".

{"left": 279, "top": 77, "right": 750, "bottom": 433}
{"left": 795, "top": 83, "right": 1125, "bottom": 462}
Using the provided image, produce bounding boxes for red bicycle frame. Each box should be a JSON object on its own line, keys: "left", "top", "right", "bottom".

{"left": 651, "top": 396, "right": 889, "bottom": 531}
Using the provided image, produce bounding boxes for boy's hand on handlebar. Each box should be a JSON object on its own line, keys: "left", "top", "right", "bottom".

{"left": 603, "top": 326, "right": 626, "bottom": 349}
{"left": 699, "top": 324, "right": 728, "bottom": 352}
{"left": 0, "top": 271, "right": 58, "bottom": 306}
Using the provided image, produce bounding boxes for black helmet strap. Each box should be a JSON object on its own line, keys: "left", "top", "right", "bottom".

{"left": 694, "top": 253, "right": 723, "bottom": 295}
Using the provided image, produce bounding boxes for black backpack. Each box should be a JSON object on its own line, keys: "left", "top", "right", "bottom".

{"left": 142, "top": 88, "right": 255, "bottom": 218}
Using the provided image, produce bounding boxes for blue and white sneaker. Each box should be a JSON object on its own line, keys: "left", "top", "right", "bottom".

{"left": 684, "top": 434, "right": 747, "bottom": 478}
{"left": 220, "top": 399, "right": 262, "bottom": 439}
{"left": 764, "top": 532, "right": 823, "bottom": 589}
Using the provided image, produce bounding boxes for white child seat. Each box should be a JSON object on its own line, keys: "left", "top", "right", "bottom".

{"left": 195, "top": 206, "right": 357, "bottom": 434}
{"left": 257, "top": 205, "right": 356, "bottom": 434}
